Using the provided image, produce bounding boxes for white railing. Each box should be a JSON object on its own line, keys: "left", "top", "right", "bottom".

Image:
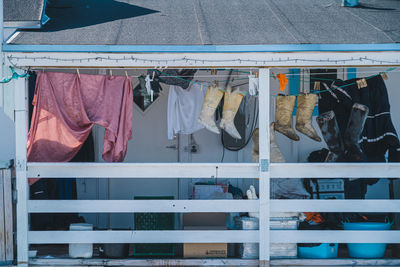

{"left": 26, "top": 162, "right": 400, "bottom": 245}
{"left": 15, "top": 68, "right": 400, "bottom": 266}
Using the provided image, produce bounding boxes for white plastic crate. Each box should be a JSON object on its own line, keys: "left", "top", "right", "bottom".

{"left": 235, "top": 217, "right": 298, "bottom": 259}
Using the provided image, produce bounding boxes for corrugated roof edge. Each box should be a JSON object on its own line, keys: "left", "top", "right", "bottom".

{"left": 2, "top": 44, "right": 400, "bottom": 53}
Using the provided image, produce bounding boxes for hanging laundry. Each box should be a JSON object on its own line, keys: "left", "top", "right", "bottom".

{"left": 167, "top": 83, "right": 206, "bottom": 139}
{"left": 198, "top": 83, "right": 224, "bottom": 134}
{"left": 248, "top": 74, "right": 258, "bottom": 96}
{"left": 150, "top": 69, "right": 197, "bottom": 89}
{"left": 219, "top": 86, "right": 244, "bottom": 139}
{"left": 318, "top": 75, "right": 400, "bottom": 162}
{"left": 28, "top": 71, "right": 133, "bottom": 185}
{"left": 276, "top": 73, "right": 288, "bottom": 92}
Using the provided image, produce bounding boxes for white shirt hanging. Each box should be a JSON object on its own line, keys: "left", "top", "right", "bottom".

{"left": 167, "top": 83, "right": 206, "bottom": 140}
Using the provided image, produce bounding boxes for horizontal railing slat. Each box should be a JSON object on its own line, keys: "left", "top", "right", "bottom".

{"left": 28, "top": 162, "right": 400, "bottom": 179}
{"left": 28, "top": 199, "right": 400, "bottom": 213}
{"left": 28, "top": 200, "right": 259, "bottom": 213}
{"left": 28, "top": 230, "right": 400, "bottom": 244}
{"left": 271, "top": 163, "right": 400, "bottom": 178}
{"left": 271, "top": 199, "right": 400, "bottom": 212}
{"left": 27, "top": 163, "right": 259, "bottom": 178}
{"left": 28, "top": 230, "right": 259, "bottom": 244}
{"left": 272, "top": 230, "right": 400, "bottom": 243}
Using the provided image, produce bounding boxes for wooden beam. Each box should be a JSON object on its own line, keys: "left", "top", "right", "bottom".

{"left": 28, "top": 199, "right": 259, "bottom": 213}
{"left": 28, "top": 257, "right": 400, "bottom": 266}
{"left": 29, "top": 258, "right": 259, "bottom": 266}
{"left": 27, "top": 162, "right": 400, "bottom": 179}
{"left": 0, "top": 170, "right": 5, "bottom": 262}
{"left": 258, "top": 68, "right": 271, "bottom": 262}
{"left": 270, "top": 163, "right": 400, "bottom": 178}
{"left": 270, "top": 230, "right": 400, "bottom": 243}
{"left": 28, "top": 230, "right": 259, "bottom": 244}
{"left": 3, "top": 169, "right": 13, "bottom": 262}
{"left": 270, "top": 199, "right": 400, "bottom": 212}
{"left": 29, "top": 230, "right": 400, "bottom": 244}
{"left": 27, "top": 163, "right": 259, "bottom": 178}
{"left": 14, "top": 77, "right": 29, "bottom": 267}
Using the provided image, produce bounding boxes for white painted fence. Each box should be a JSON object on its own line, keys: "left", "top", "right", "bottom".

{"left": 13, "top": 67, "right": 400, "bottom": 267}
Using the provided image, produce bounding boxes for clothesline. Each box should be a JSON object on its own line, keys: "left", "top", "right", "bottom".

{"left": 282, "top": 68, "right": 397, "bottom": 97}
{"left": 151, "top": 67, "right": 397, "bottom": 97}
{"left": 5, "top": 66, "right": 398, "bottom": 98}
{"left": 0, "top": 66, "right": 30, "bottom": 83}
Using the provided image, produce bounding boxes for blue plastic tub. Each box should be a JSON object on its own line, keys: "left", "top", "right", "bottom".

{"left": 298, "top": 243, "right": 338, "bottom": 259}
{"left": 343, "top": 221, "right": 392, "bottom": 258}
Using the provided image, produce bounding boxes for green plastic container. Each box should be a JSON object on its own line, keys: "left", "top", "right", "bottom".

{"left": 133, "top": 196, "right": 175, "bottom": 257}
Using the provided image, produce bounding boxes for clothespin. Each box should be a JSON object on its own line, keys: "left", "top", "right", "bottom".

{"left": 211, "top": 69, "right": 217, "bottom": 75}
{"left": 362, "top": 78, "right": 368, "bottom": 88}
{"left": 356, "top": 79, "right": 362, "bottom": 89}
{"left": 313, "top": 81, "right": 321, "bottom": 91}
{"left": 76, "top": 69, "right": 81, "bottom": 78}
{"left": 200, "top": 84, "right": 204, "bottom": 91}
{"left": 356, "top": 78, "right": 367, "bottom": 89}
{"left": 125, "top": 71, "right": 129, "bottom": 79}
{"left": 110, "top": 69, "right": 113, "bottom": 76}
{"left": 152, "top": 71, "right": 156, "bottom": 80}
{"left": 381, "top": 72, "right": 388, "bottom": 80}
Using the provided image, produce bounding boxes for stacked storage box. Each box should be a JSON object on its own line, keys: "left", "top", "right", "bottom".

{"left": 235, "top": 215, "right": 298, "bottom": 259}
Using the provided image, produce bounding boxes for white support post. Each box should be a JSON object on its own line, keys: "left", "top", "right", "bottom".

{"left": 258, "top": 68, "right": 270, "bottom": 266}
{"left": 14, "top": 77, "right": 28, "bottom": 267}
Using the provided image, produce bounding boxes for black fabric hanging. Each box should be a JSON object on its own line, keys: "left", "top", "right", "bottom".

{"left": 317, "top": 75, "right": 400, "bottom": 199}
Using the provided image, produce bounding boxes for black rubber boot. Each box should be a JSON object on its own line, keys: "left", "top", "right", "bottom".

{"left": 317, "top": 110, "right": 344, "bottom": 162}
{"left": 343, "top": 103, "right": 369, "bottom": 162}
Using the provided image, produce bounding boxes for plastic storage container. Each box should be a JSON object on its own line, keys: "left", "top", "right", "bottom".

{"left": 343, "top": 221, "right": 392, "bottom": 258}
{"left": 298, "top": 243, "right": 338, "bottom": 259}
{"left": 234, "top": 216, "right": 298, "bottom": 259}
{"left": 69, "top": 223, "right": 93, "bottom": 258}
{"left": 133, "top": 196, "right": 175, "bottom": 256}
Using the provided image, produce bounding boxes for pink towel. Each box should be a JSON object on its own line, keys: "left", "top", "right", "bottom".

{"left": 28, "top": 71, "right": 133, "bottom": 185}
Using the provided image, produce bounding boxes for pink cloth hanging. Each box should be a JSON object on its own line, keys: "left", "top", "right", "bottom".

{"left": 28, "top": 71, "right": 133, "bottom": 185}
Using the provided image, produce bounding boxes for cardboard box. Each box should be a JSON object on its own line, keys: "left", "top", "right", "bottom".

{"left": 183, "top": 214, "right": 228, "bottom": 258}
{"left": 184, "top": 243, "right": 227, "bottom": 258}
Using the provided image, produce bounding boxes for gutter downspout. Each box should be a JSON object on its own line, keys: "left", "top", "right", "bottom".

{"left": 0, "top": 0, "right": 3, "bottom": 108}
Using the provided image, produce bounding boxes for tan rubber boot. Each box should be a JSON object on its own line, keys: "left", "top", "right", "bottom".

{"left": 274, "top": 95, "right": 299, "bottom": 141}
{"left": 295, "top": 94, "right": 322, "bottom": 142}
{"left": 219, "top": 86, "right": 243, "bottom": 139}
{"left": 270, "top": 122, "right": 286, "bottom": 163}
{"left": 252, "top": 128, "right": 259, "bottom": 163}
{"left": 198, "top": 84, "right": 224, "bottom": 134}
{"left": 251, "top": 124, "right": 285, "bottom": 163}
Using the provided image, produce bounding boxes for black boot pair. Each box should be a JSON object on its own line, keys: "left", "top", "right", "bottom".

{"left": 316, "top": 103, "right": 369, "bottom": 162}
